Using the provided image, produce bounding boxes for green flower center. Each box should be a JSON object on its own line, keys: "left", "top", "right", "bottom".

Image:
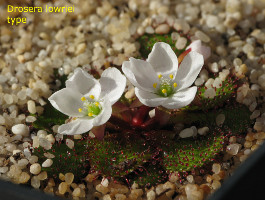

{"left": 78, "top": 95, "right": 102, "bottom": 117}
{"left": 153, "top": 74, "right": 177, "bottom": 97}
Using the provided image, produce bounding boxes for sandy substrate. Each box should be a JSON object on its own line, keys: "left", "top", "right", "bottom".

{"left": 0, "top": 0, "right": 265, "bottom": 199}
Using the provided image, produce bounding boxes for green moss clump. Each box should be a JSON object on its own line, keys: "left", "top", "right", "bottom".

{"left": 87, "top": 133, "right": 151, "bottom": 178}
{"left": 32, "top": 102, "right": 68, "bottom": 131}
{"left": 161, "top": 128, "right": 225, "bottom": 173}
{"left": 33, "top": 138, "right": 89, "bottom": 181}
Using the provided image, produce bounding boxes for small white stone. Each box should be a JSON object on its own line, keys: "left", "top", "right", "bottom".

{"left": 42, "top": 159, "right": 53, "bottom": 168}
{"left": 39, "top": 138, "right": 52, "bottom": 150}
{"left": 101, "top": 177, "right": 109, "bottom": 187}
{"left": 212, "top": 163, "right": 221, "bottom": 174}
{"left": 18, "top": 159, "right": 29, "bottom": 169}
{"left": 198, "top": 127, "right": 209, "bottom": 136}
{"left": 30, "top": 163, "right": 41, "bottom": 175}
{"left": 46, "top": 134, "right": 55, "bottom": 144}
{"left": 204, "top": 88, "right": 216, "bottom": 99}
{"left": 171, "top": 32, "right": 179, "bottom": 41}
{"left": 209, "top": 62, "right": 219, "bottom": 73}
{"left": 250, "top": 110, "right": 260, "bottom": 120}
{"left": 213, "top": 78, "right": 222, "bottom": 88}
{"left": 191, "top": 126, "right": 197, "bottom": 136}
{"left": 29, "top": 155, "right": 38, "bottom": 164}
{"left": 145, "top": 26, "right": 155, "bottom": 34}
{"left": 66, "top": 139, "right": 74, "bottom": 149}
{"left": 206, "top": 15, "right": 219, "bottom": 28}
{"left": 0, "top": 167, "right": 8, "bottom": 173}
{"left": 31, "top": 176, "right": 40, "bottom": 189}
{"left": 200, "top": 69, "right": 209, "bottom": 81}
{"left": 125, "top": 87, "right": 135, "bottom": 99}
{"left": 186, "top": 175, "right": 194, "bottom": 183}
{"left": 249, "top": 102, "right": 257, "bottom": 112}
{"left": 149, "top": 109, "right": 156, "bottom": 118}
{"left": 11, "top": 124, "right": 29, "bottom": 137}
{"left": 205, "top": 78, "right": 214, "bottom": 88}
{"left": 4, "top": 94, "right": 13, "bottom": 104}
{"left": 195, "top": 31, "right": 210, "bottom": 43}
{"left": 226, "top": 144, "right": 241, "bottom": 155}
{"left": 179, "top": 128, "right": 194, "bottom": 138}
{"left": 175, "top": 37, "right": 187, "bottom": 49}
{"left": 195, "top": 78, "right": 204, "bottom": 86}
{"left": 26, "top": 116, "right": 36, "bottom": 123}
{"left": 147, "top": 190, "right": 156, "bottom": 200}
{"left": 27, "top": 100, "right": 36, "bottom": 114}
{"left": 216, "top": 114, "right": 225, "bottom": 126}
{"left": 155, "top": 24, "right": 170, "bottom": 34}
{"left": 173, "top": 19, "right": 190, "bottom": 34}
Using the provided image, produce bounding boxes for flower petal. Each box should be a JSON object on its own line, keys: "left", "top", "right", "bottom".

{"left": 99, "top": 67, "right": 126, "bottom": 105}
{"left": 92, "top": 99, "right": 112, "bottom": 126}
{"left": 174, "top": 51, "right": 204, "bottom": 91}
{"left": 48, "top": 88, "right": 83, "bottom": 117}
{"left": 66, "top": 68, "right": 101, "bottom": 99}
{"left": 135, "top": 87, "right": 166, "bottom": 107}
{"left": 186, "top": 40, "right": 211, "bottom": 60}
{"left": 162, "top": 86, "right": 197, "bottom": 109}
{"left": 122, "top": 58, "right": 159, "bottom": 92}
{"left": 58, "top": 118, "right": 93, "bottom": 135}
{"left": 147, "top": 42, "right": 178, "bottom": 78}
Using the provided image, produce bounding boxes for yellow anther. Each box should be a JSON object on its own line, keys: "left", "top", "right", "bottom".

{"left": 153, "top": 83, "right": 157, "bottom": 88}
{"left": 95, "top": 102, "right": 99, "bottom": 106}
{"left": 81, "top": 97, "right": 86, "bottom": 101}
{"left": 162, "top": 89, "right": 167, "bottom": 94}
{"left": 78, "top": 108, "right": 83, "bottom": 112}
{"left": 89, "top": 95, "right": 95, "bottom": 99}
{"left": 158, "top": 74, "right": 162, "bottom": 79}
{"left": 88, "top": 112, "right": 93, "bottom": 117}
{"left": 169, "top": 74, "right": 174, "bottom": 79}
{"left": 173, "top": 83, "right": 177, "bottom": 88}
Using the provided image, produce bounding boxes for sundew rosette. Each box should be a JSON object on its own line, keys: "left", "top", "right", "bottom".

{"left": 48, "top": 67, "right": 126, "bottom": 136}
{"left": 122, "top": 42, "right": 204, "bottom": 109}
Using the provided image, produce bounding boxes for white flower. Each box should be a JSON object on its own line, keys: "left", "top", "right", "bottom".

{"left": 122, "top": 42, "right": 204, "bottom": 109}
{"left": 186, "top": 40, "right": 211, "bottom": 60}
{"left": 48, "top": 67, "right": 126, "bottom": 135}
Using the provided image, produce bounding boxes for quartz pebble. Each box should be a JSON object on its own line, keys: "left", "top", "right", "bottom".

{"left": 65, "top": 173, "right": 74, "bottom": 185}
{"left": 179, "top": 128, "right": 195, "bottom": 138}
{"left": 42, "top": 159, "right": 53, "bottom": 167}
{"left": 198, "top": 127, "right": 209, "bottom": 136}
{"left": 195, "top": 30, "right": 210, "bottom": 43}
{"left": 58, "top": 182, "right": 68, "bottom": 195}
{"left": 30, "top": 163, "right": 41, "bottom": 175}
{"left": 37, "top": 171, "right": 47, "bottom": 180}
{"left": 204, "top": 88, "right": 216, "bottom": 99}
{"left": 147, "top": 190, "right": 156, "bottom": 200}
{"left": 226, "top": 144, "right": 241, "bottom": 155}
{"left": 254, "top": 132, "right": 265, "bottom": 140}
{"left": 66, "top": 139, "right": 74, "bottom": 149}
{"left": 31, "top": 176, "right": 40, "bottom": 189}
{"left": 101, "top": 178, "right": 109, "bottom": 187}
{"left": 212, "top": 164, "right": 221, "bottom": 174}
{"left": 72, "top": 187, "right": 81, "bottom": 197}
{"left": 96, "top": 184, "right": 109, "bottom": 194}
{"left": 175, "top": 37, "right": 187, "bottom": 49}
{"left": 155, "top": 24, "right": 170, "bottom": 34}
{"left": 11, "top": 124, "right": 29, "bottom": 137}
{"left": 27, "top": 100, "right": 36, "bottom": 114}
{"left": 115, "top": 194, "right": 126, "bottom": 200}
{"left": 216, "top": 114, "right": 225, "bottom": 126}
{"left": 19, "top": 172, "right": 30, "bottom": 184}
